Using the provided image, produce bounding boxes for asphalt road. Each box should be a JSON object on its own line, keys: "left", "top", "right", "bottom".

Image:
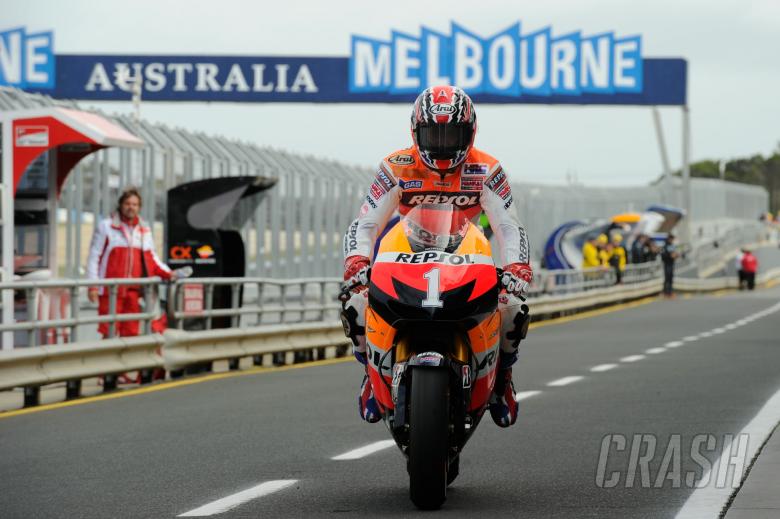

{"left": 1, "top": 285, "right": 779, "bottom": 518}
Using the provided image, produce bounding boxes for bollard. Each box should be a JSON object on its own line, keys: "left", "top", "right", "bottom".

{"left": 65, "top": 380, "right": 81, "bottom": 399}
{"left": 139, "top": 369, "right": 153, "bottom": 384}
{"left": 23, "top": 387, "right": 40, "bottom": 407}
{"left": 103, "top": 374, "right": 118, "bottom": 392}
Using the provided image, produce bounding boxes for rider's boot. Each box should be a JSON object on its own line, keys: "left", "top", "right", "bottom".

{"left": 489, "top": 364, "right": 518, "bottom": 427}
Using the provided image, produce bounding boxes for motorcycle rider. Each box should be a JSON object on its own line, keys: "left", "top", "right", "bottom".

{"left": 342, "top": 85, "right": 532, "bottom": 428}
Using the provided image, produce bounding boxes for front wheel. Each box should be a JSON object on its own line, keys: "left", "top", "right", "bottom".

{"left": 408, "top": 368, "right": 450, "bottom": 510}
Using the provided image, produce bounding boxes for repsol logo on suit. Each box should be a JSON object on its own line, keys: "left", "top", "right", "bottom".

{"left": 402, "top": 192, "right": 480, "bottom": 207}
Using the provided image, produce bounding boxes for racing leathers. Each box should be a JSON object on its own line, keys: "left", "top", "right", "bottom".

{"left": 86, "top": 213, "right": 173, "bottom": 337}
{"left": 342, "top": 146, "right": 531, "bottom": 426}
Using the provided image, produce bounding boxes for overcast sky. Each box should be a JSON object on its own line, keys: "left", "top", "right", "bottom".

{"left": 7, "top": 0, "right": 780, "bottom": 186}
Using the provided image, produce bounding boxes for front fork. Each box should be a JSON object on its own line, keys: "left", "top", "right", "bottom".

{"left": 389, "top": 353, "right": 473, "bottom": 448}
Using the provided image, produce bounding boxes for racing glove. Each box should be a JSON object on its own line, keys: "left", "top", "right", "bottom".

{"left": 501, "top": 262, "right": 533, "bottom": 297}
{"left": 343, "top": 255, "right": 371, "bottom": 290}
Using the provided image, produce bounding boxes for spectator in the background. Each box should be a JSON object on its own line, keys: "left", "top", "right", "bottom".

{"left": 582, "top": 235, "right": 601, "bottom": 269}
{"left": 741, "top": 249, "right": 758, "bottom": 290}
{"left": 597, "top": 234, "right": 611, "bottom": 267}
{"left": 661, "top": 234, "right": 679, "bottom": 297}
{"left": 631, "top": 234, "right": 652, "bottom": 264}
{"left": 610, "top": 234, "right": 627, "bottom": 284}
{"left": 735, "top": 248, "right": 746, "bottom": 289}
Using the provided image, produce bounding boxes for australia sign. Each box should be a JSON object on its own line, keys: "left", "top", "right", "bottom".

{"left": 2, "top": 23, "right": 687, "bottom": 105}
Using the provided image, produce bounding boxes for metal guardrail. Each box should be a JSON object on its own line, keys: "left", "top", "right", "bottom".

{"left": 3, "top": 259, "right": 779, "bottom": 410}
{"left": 0, "top": 277, "right": 163, "bottom": 347}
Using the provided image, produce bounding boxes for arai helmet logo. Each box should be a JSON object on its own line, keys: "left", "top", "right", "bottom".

{"left": 429, "top": 103, "right": 456, "bottom": 116}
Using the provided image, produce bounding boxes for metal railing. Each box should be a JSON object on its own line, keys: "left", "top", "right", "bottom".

{"left": 168, "top": 277, "right": 343, "bottom": 329}
{"left": 0, "top": 277, "right": 163, "bottom": 347}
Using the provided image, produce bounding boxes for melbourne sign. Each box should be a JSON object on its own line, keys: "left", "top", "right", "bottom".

{"left": 3, "top": 23, "right": 687, "bottom": 105}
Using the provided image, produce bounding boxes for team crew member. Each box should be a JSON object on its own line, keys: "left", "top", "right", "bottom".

{"left": 86, "top": 187, "right": 187, "bottom": 337}
{"left": 341, "top": 85, "right": 532, "bottom": 428}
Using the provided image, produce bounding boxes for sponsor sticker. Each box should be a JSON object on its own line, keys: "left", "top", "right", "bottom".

{"left": 503, "top": 196, "right": 514, "bottom": 210}
{"left": 463, "top": 163, "right": 488, "bottom": 175}
{"left": 460, "top": 178, "right": 483, "bottom": 191}
{"left": 434, "top": 181, "right": 451, "bottom": 187}
{"left": 365, "top": 195, "right": 377, "bottom": 209}
{"left": 182, "top": 284, "right": 204, "bottom": 315}
{"left": 388, "top": 154, "right": 415, "bottom": 166}
{"left": 404, "top": 192, "right": 480, "bottom": 207}
{"left": 376, "top": 169, "right": 396, "bottom": 191}
{"left": 429, "top": 103, "right": 456, "bottom": 116}
{"left": 15, "top": 126, "right": 49, "bottom": 147}
{"left": 369, "top": 181, "right": 384, "bottom": 200}
{"left": 399, "top": 179, "right": 423, "bottom": 190}
{"left": 486, "top": 168, "right": 507, "bottom": 192}
{"left": 196, "top": 245, "right": 215, "bottom": 259}
{"left": 497, "top": 181, "right": 511, "bottom": 200}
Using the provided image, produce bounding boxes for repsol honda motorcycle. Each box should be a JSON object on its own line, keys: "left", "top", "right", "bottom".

{"left": 341, "top": 203, "right": 528, "bottom": 510}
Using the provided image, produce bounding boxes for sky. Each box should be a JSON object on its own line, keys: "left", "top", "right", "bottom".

{"left": 6, "top": 0, "right": 780, "bottom": 186}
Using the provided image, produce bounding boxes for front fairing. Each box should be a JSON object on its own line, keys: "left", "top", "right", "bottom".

{"left": 368, "top": 249, "right": 499, "bottom": 328}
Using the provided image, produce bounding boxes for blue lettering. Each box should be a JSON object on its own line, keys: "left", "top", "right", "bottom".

{"left": 0, "top": 27, "right": 55, "bottom": 89}
{"left": 349, "top": 36, "right": 391, "bottom": 92}
{"left": 581, "top": 32, "right": 614, "bottom": 93}
{"left": 349, "top": 22, "right": 644, "bottom": 97}
{"left": 420, "top": 26, "right": 452, "bottom": 88}
{"left": 390, "top": 31, "right": 421, "bottom": 94}
{"left": 484, "top": 23, "right": 520, "bottom": 96}
{"left": 613, "top": 36, "right": 642, "bottom": 93}
{"left": 519, "top": 28, "right": 551, "bottom": 96}
{"left": 551, "top": 32, "right": 581, "bottom": 95}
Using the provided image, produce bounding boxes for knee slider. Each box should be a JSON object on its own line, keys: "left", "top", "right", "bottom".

{"left": 506, "top": 304, "right": 531, "bottom": 349}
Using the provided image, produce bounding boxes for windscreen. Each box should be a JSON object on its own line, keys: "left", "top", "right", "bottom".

{"left": 403, "top": 204, "right": 470, "bottom": 253}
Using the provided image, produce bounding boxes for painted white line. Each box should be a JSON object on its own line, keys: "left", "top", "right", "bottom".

{"left": 697, "top": 332, "right": 713, "bottom": 339}
{"left": 735, "top": 319, "right": 748, "bottom": 326}
{"left": 178, "top": 480, "right": 298, "bottom": 517}
{"left": 724, "top": 323, "right": 737, "bottom": 330}
{"left": 711, "top": 328, "right": 726, "bottom": 334}
{"left": 675, "top": 387, "right": 780, "bottom": 519}
{"left": 547, "top": 376, "right": 584, "bottom": 387}
{"left": 331, "top": 440, "right": 396, "bottom": 461}
{"left": 665, "top": 340, "right": 685, "bottom": 348}
{"left": 620, "top": 354, "right": 645, "bottom": 363}
{"left": 515, "top": 390, "right": 542, "bottom": 402}
{"left": 590, "top": 363, "right": 618, "bottom": 372}
{"left": 645, "top": 347, "right": 667, "bottom": 354}
{"left": 683, "top": 335, "right": 699, "bottom": 342}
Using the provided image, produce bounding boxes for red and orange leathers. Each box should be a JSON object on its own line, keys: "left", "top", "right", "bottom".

{"left": 365, "top": 220, "right": 501, "bottom": 414}
{"left": 343, "top": 146, "right": 530, "bottom": 268}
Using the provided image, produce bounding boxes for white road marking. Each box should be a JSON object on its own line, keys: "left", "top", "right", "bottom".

{"left": 178, "top": 480, "right": 298, "bottom": 517}
{"left": 515, "top": 390, "right": 542, "bottom": 402}
{"left": 736, "top": 319, "right": 748, "bottom": 325}
{"left": 675, "top": 387, "right": 780, "bottom": 519}
{"left": 724, "top": 323, "right": 737, "bottom": 330}
{"left": 683, "top": 335, "right": 699, "bottom": 342}
{"left": 620, "top": 354, "right": 645, "bottom": 363}
{"left": 590, "top": 364, "right": 618, "bottom": 372}
{"left": 547, "top": 376, "right": 584, "bottom": 387}
{"left": 665, "top": 340, "right": 685, "bottom": 347}
{"left": 697, "top": 332, "right": 713, "bottom": 339}
{"left": 331, "top": 440, "right": 396, "bottom": 460}
{"left": 645, "top": 347, "right": 666, "bottom": 354}
{"left": 711, "top": 328, "right": 726, "bottom": 334}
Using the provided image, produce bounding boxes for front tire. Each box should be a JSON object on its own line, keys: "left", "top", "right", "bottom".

{"left": 408, "top": 368, "right": 450, "bottom": 510}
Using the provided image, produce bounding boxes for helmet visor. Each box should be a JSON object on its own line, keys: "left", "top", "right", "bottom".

{"left": 416, "top": 123, "right": 474, "bottom": 160}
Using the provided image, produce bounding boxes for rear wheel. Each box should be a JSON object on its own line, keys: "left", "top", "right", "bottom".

{"left": 408, "top": 368, "right": 450, "bottom": 510}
